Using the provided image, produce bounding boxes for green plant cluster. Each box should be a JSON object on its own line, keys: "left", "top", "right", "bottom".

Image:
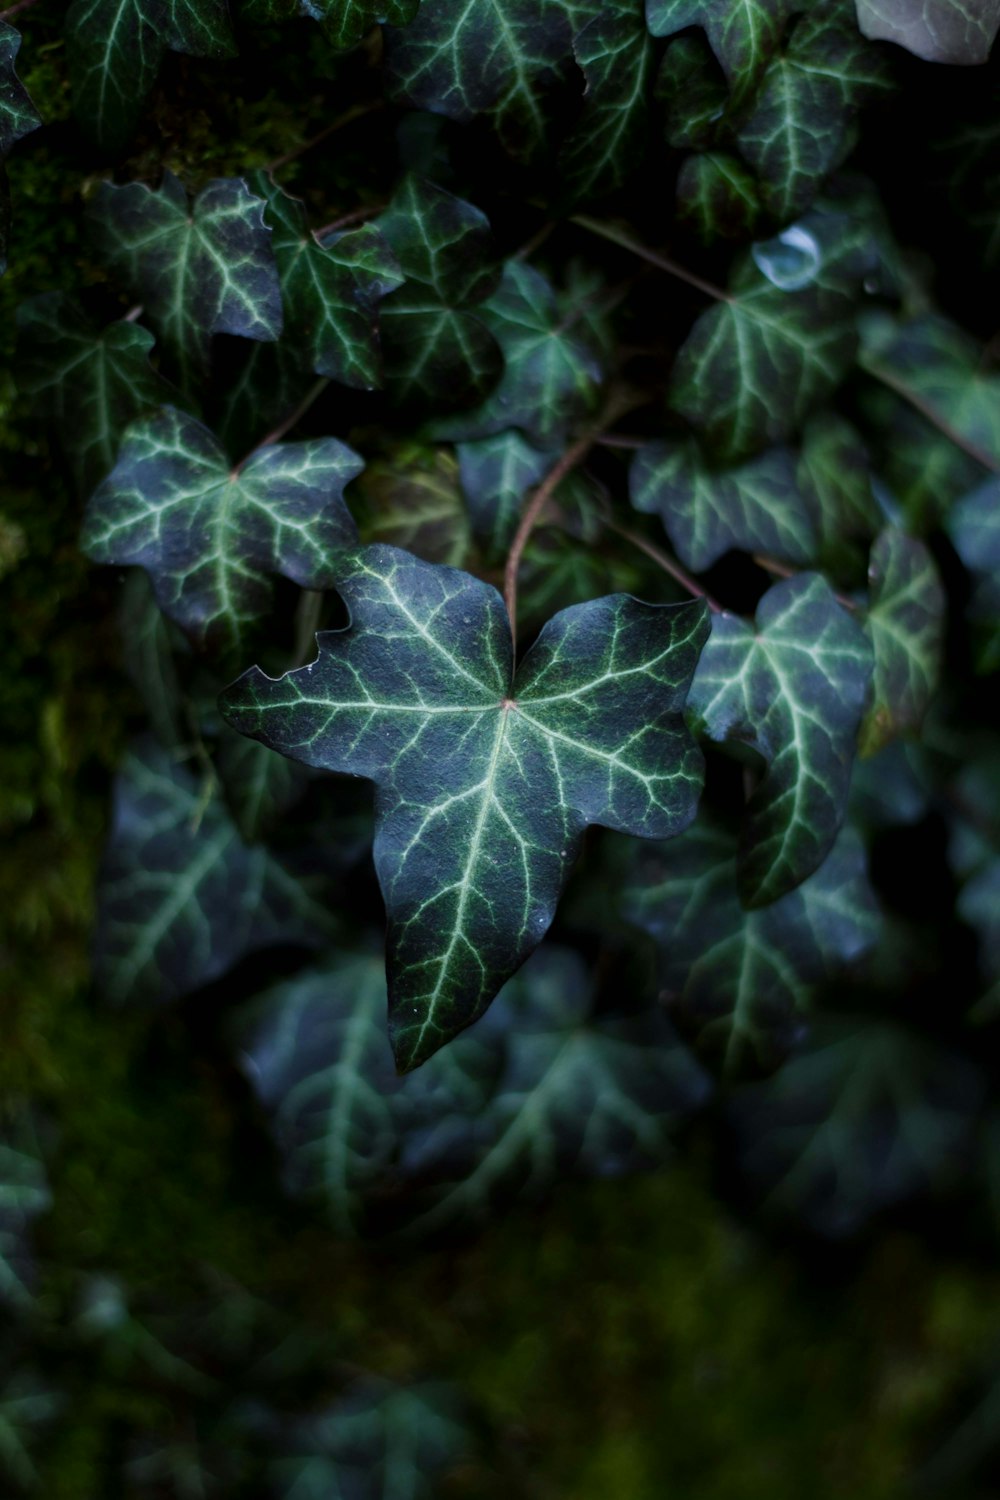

{"left": 4, "top": 0, "right": 1000, "bottom": 1493}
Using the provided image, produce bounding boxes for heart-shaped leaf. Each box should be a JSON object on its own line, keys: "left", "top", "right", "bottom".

{"left": 220, "top": 544, "right": 709, "bottom": 1068}
{"left": 457, "top": 430, "right": 552, "bottom": 552}
{"left": 859, "top": 527, "right": 945, "bottom": 756}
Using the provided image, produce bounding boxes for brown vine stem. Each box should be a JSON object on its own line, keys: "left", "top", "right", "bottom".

{"left": 864, "top": 361, "right": 1000, "bottom": 474}
{"left": 313, "top": 202, "right": 386, "bottom": 240}
{"left": 264, "top": 99, "right": 385, "bottom": 174}
{"left": 605, "top": 517, "right": 723, "bottom": 613}
{"left": 570, "top": 214, "right": 732, "bottom": 304}
{"left": 503, "top": 390, "right": 643, "bottom": 651}
{"left": 234, "top": 377, "right": 329, "bottom": 474}
{"left": 752, "top": 553, "right": 858, "bottom": 612}
{"left": 0, "top": 0, "right": 39, "bottom": 19}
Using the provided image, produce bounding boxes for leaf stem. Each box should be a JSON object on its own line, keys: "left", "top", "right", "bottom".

{"left": 503, "top": 391, "right": 643, "bottom": 650}
{"left": 752, "top": 553, "right": 859, "bottom": 612}
{"left": 0, "top": 0, "right": 39, "bottom": 18}
{"left": 605, "top": 517, "right": 722, "bottom": 613}
{"left": 864, "top": 362, "right": 1000, "bottom": 474}
{"left": 570, "top": 215, "right": 731, "bottom": 304}
{"left": 264, "top": 99, "right": 385, "bottom": 174}
{"left": 235, "top": 377, "right": 330, "bottom": 472}
{"left": 314, "top": 203, "right": 386, "bottom": 240}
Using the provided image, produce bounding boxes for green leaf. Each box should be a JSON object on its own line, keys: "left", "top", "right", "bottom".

{"left": 630, "top": 437, "right": 817, "bottom": 571}
{"left": 95, "top": 738, "right": 336, "bottom": 1006}
{"left": 81, "top": 406, "right": 361, "bottom": 654}
{"left": 855, "top": 0, "right": 1000, "bottom": 64}
{"left": 737, "top": 12, "right": 893, "bottom": 221}
{"left": 796, "top": 412, "right": 882, "bottom": 571}
{"left": 90, "top": 173, "right": 283, "bottom": 397}
{"left": 560, "top": 0, "right": 653, "bottom": 198}
{"left": 689, "top": 574, "right": 874, "bottom": 907}
{"left": 432, "top": 261, "right": 605, "bottom": 447}
{"left": 118, "top": 571, "right": 190, "bottom": 751}
{"left": 0, "top": 1120, "right": 50, "bottom": 1314}
{"left": 220, "top": 544, "right": 709, "bottom": 1068}
{"left": 357, "top": 445, "right": 471, "bottom": 567}
{"left": 280, "top": 0, "right": 421, "bottom": 49}
{"left": 859, "top": 528, "right": 945, "bottom": 756}
{"left": 0, "top": 1369, "right": 62, "bottom": 1492}
{"left": 66, "top": 0, "right": 234, "bottom": 153}
{"left": 0, "top": 23, "right": 41, "bottom": 157}
{"left": 646, "top": 0, "right": 797, "bottom": 97}
{"left": 669, "top": 211, "right": 865, "bottom": 460}
{"left": 457, "top": 430, "right": 552, "bottom": 552}
{"left": 385, "top": 0, "right": 573, "bottom": 158}
{"left": 376, "top": 175, "right": 503, "bottom": 408}
{"left": 731, "top": 1018, "right": 983, "bottom": 1235}
{"left": 251, "top": 173, "right": 404, "bottom": 391}
{"left": 16, "top": 293, "right": 178, "bottom": 495}
{"left": 215, "top": 729, "right": 312, "bottom": 843}
{"left": 676, "top": 152, "right": 762, "bottom": 242}
{"left": 624, "top": 821, "right": 879, "bottom": 1072}
{"left": 950, "top": 477, "right": 1000, "bottom": 674}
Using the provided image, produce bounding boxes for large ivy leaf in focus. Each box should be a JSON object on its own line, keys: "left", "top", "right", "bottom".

{"left": 0, "top": 24, "right": 41, "bottom": 157}
{"left": 859, "top": 528, "right": 945, "bottom": 756}
{"left": 737, "top": 11, "right": 893, "bottom": 221}
{"left": 630, "top": 438, "right": 817, "bottom": 571}
{"left": 646, "top": 0, "right": 797, "bottom": 98}
{"left": 220, "top": 545, "right": 709, "bottom": 1069}
{"left": 624, "top": 821, "right": 879, "bottom": 1073}
{"left": 950, "top": 478, "right": 1000, "bottom": 674}
{"left": 385, "top": 0, "right": 573, "bottom": 158}
{"left": 432, "top": 261, "right": 605, "bottom": 447}
{"left": 670, "top": 213, "right": 865, "bottom": 460}
{"left": 0, "top": 1121, "right": 50, "bottom": 1314}
{"left": 730, "top": 1018, "right": 983, "bottom": 1235}
{"left": 689, "top": 574, "right": 874, "bottom": 907}
{"left": 856, "top": 0, "right": 1000, "bottom": 63}
{"left": 16, "top": 294, "right": 178, "bottom": 495}
{"left": 251, "top": 173, "right": 404, "bottom": 391}
{"left": 66, "top": 0, "right": 234, "bottom": 153}
{"left": 265, "top": 1379, "right": 467, "bottom": 1500}
{"left": 81, "top": 407, "right": 361, "bottom": 654}
{"left": 94, "top": 738, "right": 336, "bottom": 1006}
{"left": 376, "top": 175, "right": 503, "bottom": 408}
{"left": 90, "top": 173, "right": 283, "bottom": 397}
{"left": 560, "top": 0, "right": 653, "bottom": 198}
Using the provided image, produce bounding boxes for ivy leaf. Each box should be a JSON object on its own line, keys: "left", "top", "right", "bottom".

{"left": 90, "top": 173, "right": 283, "bottom": 397}
{"left": 730, "top": 1018, "right": 983, "bottom": 1235}
{"left": 0, "top": 23, "right": 41, "bottom": 157}
{"left": 670, "top": 212, "right": 865, "bottom": 460}
{"left": 251, "top": 0, "right": 421, "bottom": 49}
{"left": 855, "top": 0, "right": 1000, "bottom": 64}
{"left": 859, "top": 528, "right": 945, "bottom": 757}
{"left": 796, "top": 412, "right": 882, "bottom": 571}
{"left": 66, "top": 0, "right": 234, "bottom": 153}
{"left": 624, "top": 822, "right": 878, "bottom": 1072}
{"left": 400, "top": 946, "right": 711, "bottom": 1231}
{"left": 94, "top": 738, "right": 336, "bottom": 1006}
{"left": 949, "top": 477, "right": 1000, "bottom": 674}
{"left": 457, "top": 430, "right": 552, "bottom": 553}
{"left": 0, "top": 1369, "right": 62, "bottom": 1492}
{"left": 656, "top": 34, "right": 730, "bottom": 151}
{"left": 385, "top": 0, "right": 573, "bottom": 158}
{"left": 0, "top": 1121, "right": 50, "bottom": 1315}
{"left": 216, "top": 730, "right": 312, "bottom": 844}
{"left": 676, "top": 152, "right": 762, "bottom": 242}
{"left": 560, "top": 0, "right": 653, "bottom": 198}
{"left": 118, "top": 572, "right": 191, "bottom": 751}
{"left": 251, "top": 173, "right": 404, "bottom": 391}
{"left": 646, "top": 0, "right": 798, "bottom": 98}
{"left": 220, "top": 544, "right": 709, "bottom": 1069}
{"left": 630, "top": 437, "right": 817, "bottom": 571}
{"left": 376, "top": 175, "right": 503, "bottom": 408}
{"left": 737, "top": 11, "right": 893, "bottom": 222}
{"left": 357, "top": 445, "right": 471, "bottom": 567}
{"left": 16, "top": 293, "right": 178, "bottom": 495}
{"left": 432, "top": 261, "right": 605, "bottom": 447}
{"left": 689, "top": 574, "right": 874, "bottom": 907}
{"left": 81, "top": 406, "right": 361, "bottom": 654}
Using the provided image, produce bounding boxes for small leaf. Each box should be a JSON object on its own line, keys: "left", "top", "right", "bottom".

{"left": 859, "top": 527, "right": 945, "bottom": 756}
{"left": 432, "top": 261, "right": 605, "bottom": 446}
{"left": 220, "top": 545, "right": 709, "bottom": 1068}
{"left": 796, "top": 411, "right": 882, "bottom": 569}
{"left": 646, "top": 0, "right": 797, "bottom": 98}
{"left": 252, "top": 172, "right": 404, "bottom": 390}
{"left": 90, "top": 173, "right": 283, "bottom": 396}
{"left": 676, "top": 152, "right": 762, "bottom": 242}
{"left": 855, "top": 0, "right": 1000, "bottom": 64}
{"left": 624, "top": 821, "right": 879, "bottom": 1072}
{"left": 670, "top": 210, "right": 866, "bottom": 460}
{"left": 94, "top": 738, "right": 336, "bottom": 1006}
{"left": 385, "top": 0, "right": 573, "bottom": 158}
{"left": 66, "top": 0, "right": 234, "bottom": 153}
{"left": 630, "top": 436, "right": 817, "bottom": 571}
{"left": 689, "top": 573, "right": 874, "bottom": 907}
{"left": 949, "top": 476, "right": 1000, "bottom": 674}
{"left": 81, "top": 407, "right": 361, "bottom": 654}
{"left": 357, "top": 445, "right": 471, "bottom": 567}
{"left": 457, "top": 430, "right": 552, "bottom": 552}
{"left": 0, "top": 23, "right": 41, "bottom": 157}
{"left": 656, "top": 33, "right": 730, "bottom": 151}
{"left": 16, "top": 293, "right": 178, "bottom": 495}
{"left": 560, "top": 0, "right": 653, "bottom": 198}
